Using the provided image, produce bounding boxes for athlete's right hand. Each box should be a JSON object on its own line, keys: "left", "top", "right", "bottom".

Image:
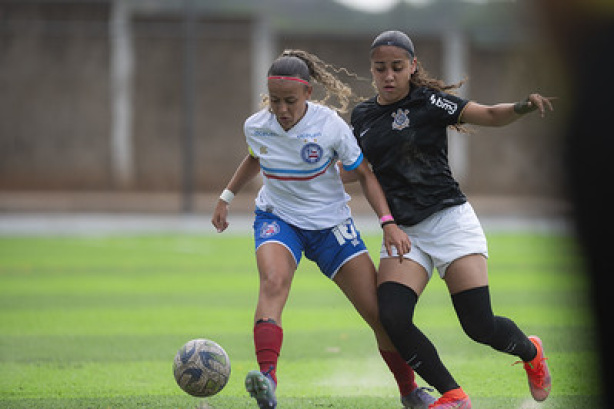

{"left": 382, "top": 223, "right": 411, "bottom": 263}
{"left": 211, "top": 200, "right": 230, "bottom": 233}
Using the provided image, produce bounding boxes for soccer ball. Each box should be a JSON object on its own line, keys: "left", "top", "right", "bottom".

{"left": 173, "top": 338, "right": 231, "bottom": 397}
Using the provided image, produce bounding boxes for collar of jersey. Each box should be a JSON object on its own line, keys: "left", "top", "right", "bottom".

{"left": 270, "top": 101, "right": 315, "bottom": 136}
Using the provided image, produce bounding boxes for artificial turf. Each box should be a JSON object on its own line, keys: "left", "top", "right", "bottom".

{"left": 0, "top": 232, "right": 601, "bottom": 408}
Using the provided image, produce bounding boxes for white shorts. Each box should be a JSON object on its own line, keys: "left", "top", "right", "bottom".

{"left": 380, "top": 202, "right": 488, "bottom": 279}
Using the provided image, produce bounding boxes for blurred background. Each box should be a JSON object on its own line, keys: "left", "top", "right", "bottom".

{"left": 4, "top": 2, "right": 614, "bottom": 404}
{"left": 0, "top": 0, "right": 568, "bottom": 222}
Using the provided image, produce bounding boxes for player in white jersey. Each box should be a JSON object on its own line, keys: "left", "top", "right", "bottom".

{"left": 247, "top": 100, "right": 362, "bottom": 230}
{"left": 211, "top": 49, "right": 435, "bottom": 409}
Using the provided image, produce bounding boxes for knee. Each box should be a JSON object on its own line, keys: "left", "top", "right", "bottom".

{"left": 452, "top": 286, "right": 496, "bottom": 344}
{"left": 259, "top": 270, "right": 292, "bottom": 299}
{"left": 377, "top": 282, "right": 418, "bottom": 335}
{"left": 378, "top": 301, "right": 405, "bottom": 334}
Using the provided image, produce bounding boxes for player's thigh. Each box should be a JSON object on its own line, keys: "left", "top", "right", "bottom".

{"left": 253, "top": 210, "right": 301, "bottom": 295}
{"left": 444, "top": 254, "right": 488, "bottom": 295}
{"left": 378, "top": 257, "right": 430, "bottom": 297}
{"left": 255, "top": 242, "right": 297, "bottom": 297}
{"left": 333, "top": 253, "right": 379, "bottom": 326}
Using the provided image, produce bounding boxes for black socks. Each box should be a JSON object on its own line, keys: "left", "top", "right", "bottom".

{"left": 377, "top": 281, "right": 460, "bottom": 394}
{"left": 451, "top": 286, "right": 537, "bottom": 362}
{"left": 377, "top": 282, "right": 538, "bottom": 394}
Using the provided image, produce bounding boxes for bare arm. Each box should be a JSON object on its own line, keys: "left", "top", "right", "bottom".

{"left": 460, "top": 93, "right": 555, "bottom": 127}
{"left": 211, "top": 154, "right": 260, "bottom": 233}
{"left": 337, "top": 161, "right": 359, "bottom": 184}
{"left": 352, "top": 160, "right": 410, "bottom": 260}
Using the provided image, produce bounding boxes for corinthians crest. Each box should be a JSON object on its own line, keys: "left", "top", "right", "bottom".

{"left": 391, "top": 108, "right": 410, "bottom": 131}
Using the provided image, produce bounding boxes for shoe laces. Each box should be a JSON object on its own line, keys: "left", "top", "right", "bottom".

{"left": 513, "top": 357, "right": 549, "bottom": 388}
{"left": 414, "top": 386, "right": 434, "bottom": 395}
{"left": 261, "top": 365, "right": 277, "bottom": 388}
{"left": 412, "top": 386, "right": 435, "bottom": 401}
{"left": 263, "top": 365, "right": 275, "bottom": 377}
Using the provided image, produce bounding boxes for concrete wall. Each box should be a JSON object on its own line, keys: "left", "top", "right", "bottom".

{"left": 130, "top": 15, "right": 253, "bottom": 191}
{"left": 0, "top": 2, "right": 111, "bottom": 189}
{"left": 0, "top": 2, "right": 565, "bottom": 197}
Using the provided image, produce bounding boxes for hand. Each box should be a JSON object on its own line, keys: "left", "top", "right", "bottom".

{"left": 211, "top": 200, "right": 230, "bottom": 233}
{"left": 382, "top": 223, "right": 411, "bottom": 263}
{"left": 517, "top": 94, "right": 556, "bottom": 118}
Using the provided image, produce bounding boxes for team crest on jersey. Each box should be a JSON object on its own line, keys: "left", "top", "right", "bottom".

{"left": 260, "top": 221, "right": 280, "bottom": 238}
{"left": 300, "top": 142, "right": 323, "bottom": 164}
{"left": 391, "top": 108, "right": 410, "bottom": 131}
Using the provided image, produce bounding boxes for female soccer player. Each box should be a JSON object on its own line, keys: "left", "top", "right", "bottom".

{"left": 211, "top": 49, "right": 435, "bottom": 409}
{"left": 348, "top": 31, "right": 554, "bottom": 409}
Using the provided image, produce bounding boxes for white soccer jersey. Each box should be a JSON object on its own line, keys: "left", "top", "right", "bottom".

{"left": 245, "top": 101, "right": 363, "bottom": 230}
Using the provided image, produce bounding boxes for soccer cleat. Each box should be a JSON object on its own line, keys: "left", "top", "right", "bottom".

{"left": 245, "top": 369, "right": 277, "bottom": 409}
{"left": 428, "top": 388, "right": 471, "bottom": 409}
{"left": 402, "top": 386, "right": 436, "bottom": 408}
{"left": 516, "top": 335, "right": 551, "bottom": 402}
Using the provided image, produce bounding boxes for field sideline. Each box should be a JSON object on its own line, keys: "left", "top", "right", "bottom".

{"left": 0, "top": 232, "right": 600, "bottom": 408}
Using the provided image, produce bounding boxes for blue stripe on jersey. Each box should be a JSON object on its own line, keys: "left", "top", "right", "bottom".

{"left": 263, "top": 160, "right": 335, "bottom": 181}
{"left": 260, "top": 157, "right": 333, "bottom": 175}
{"left": 342, "top": 152, "right": 363, "bottom": 171}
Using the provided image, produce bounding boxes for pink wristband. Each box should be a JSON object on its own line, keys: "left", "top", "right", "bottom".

{"left": 379, "top": 214, "right": 394, "bottom": 224}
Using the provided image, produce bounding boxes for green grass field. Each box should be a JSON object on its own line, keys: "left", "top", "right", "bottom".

{"left": 0, "top": 231, "right": 600, "bottom": 408}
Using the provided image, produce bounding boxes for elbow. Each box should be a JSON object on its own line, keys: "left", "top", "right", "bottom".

{"left": 356, "top": 168, "right": 374, "bottom": 188}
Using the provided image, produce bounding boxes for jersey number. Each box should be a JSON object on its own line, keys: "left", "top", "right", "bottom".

{"left": 332, "top": 220, "right": 360, "bottom": 246}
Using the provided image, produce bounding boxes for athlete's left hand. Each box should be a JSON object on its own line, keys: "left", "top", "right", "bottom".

{"left": 382, "top": 224, "right": 411, "bottom": 263}
{"left": 524, "top": 94, "right": 556, "bottom": 118}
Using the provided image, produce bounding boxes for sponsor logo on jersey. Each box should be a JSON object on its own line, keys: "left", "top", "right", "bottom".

{"left": 391, "top": 108, "right": 410, "bottom": 131}
{"left": 429, "top": 94, "right": 457, "bottom": 115}
{"left": 300, "top": 142, "right": 323, "bottom": 164}
{"left": 297, "top": 131, "right": 322, "bottom": 140}
{"left": 260, "top": 221, "right": 280, "bottom": 238}
{"left": 253, "top": 129, "right": 278, "bottom": 137}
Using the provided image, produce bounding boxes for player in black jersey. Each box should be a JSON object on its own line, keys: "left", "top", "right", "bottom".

{"left": 348, "top": 31, "right": 554, "bottom": 408}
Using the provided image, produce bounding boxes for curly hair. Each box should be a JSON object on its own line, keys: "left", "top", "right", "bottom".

{"left": 411, "top": 60, "right": 465, "bottom": 93}
{"left": 263, "top": 49, "right": 361, "bottom": 114}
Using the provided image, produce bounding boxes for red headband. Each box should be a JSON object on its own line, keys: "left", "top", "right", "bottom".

{"left": 268, "top": 76, "right": 310, "bottom": 86}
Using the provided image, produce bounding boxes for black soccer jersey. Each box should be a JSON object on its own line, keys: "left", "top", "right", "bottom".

{"left": 351, "top": 86, "right": 470, "bottom": 226}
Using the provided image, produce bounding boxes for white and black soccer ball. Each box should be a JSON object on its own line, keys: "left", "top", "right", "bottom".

{"left": 173, "top": 338, "right": 231, "bottom": 397}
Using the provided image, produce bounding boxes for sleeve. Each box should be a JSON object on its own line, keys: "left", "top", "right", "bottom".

{"left": 330, "top": 115, "right": 363, "bottom": 171}
{"left": 248, "top": 145, "right": 257, "bottom": 158}
{"left": 244, "top": 120, "right": 259, "bottom": 159}
{"left": 349, "top": 107, "right": 360, "bottom": 139}
{"left": 426, "top": 88, "right": 470, "bottom": 126}
{"left": 349, "top": 106, "right": 365, "bottom": 150}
